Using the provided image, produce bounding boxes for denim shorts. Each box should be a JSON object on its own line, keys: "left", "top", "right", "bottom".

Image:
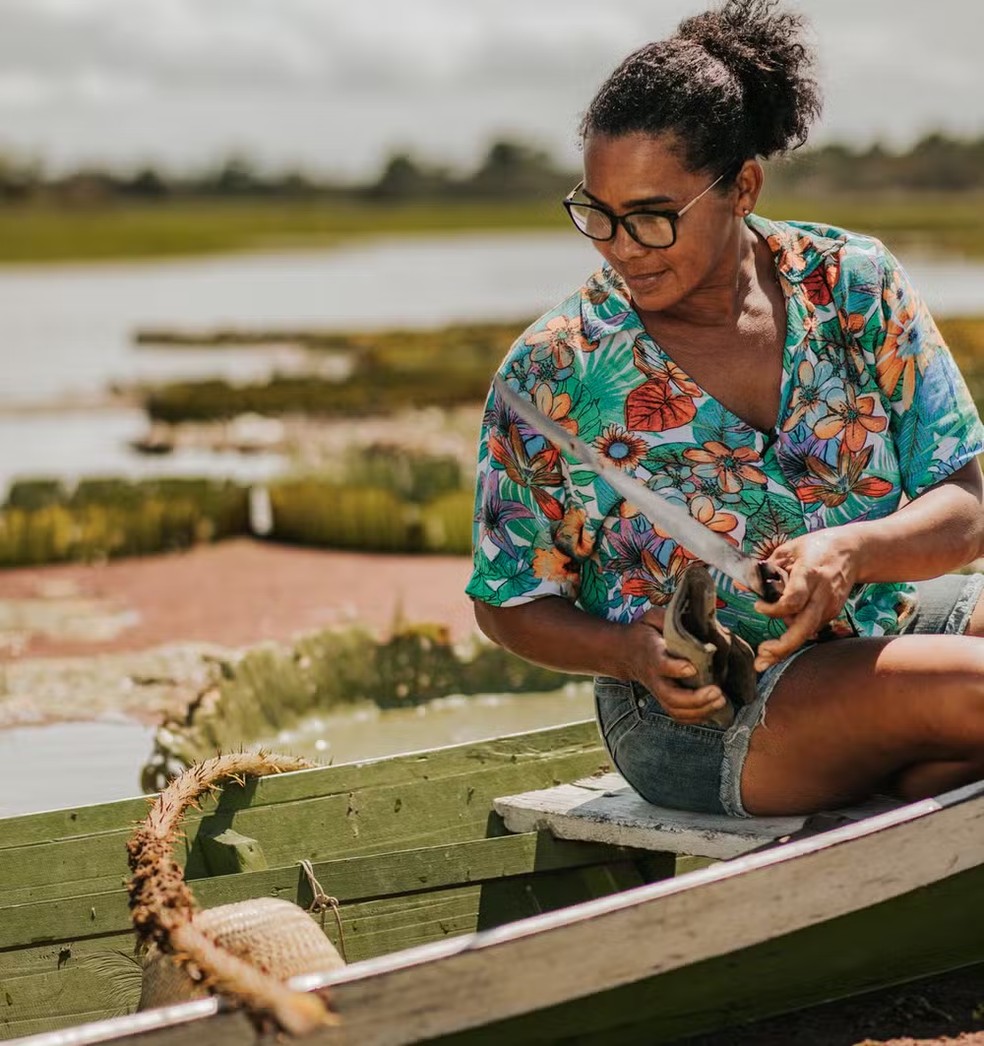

{"left": 594, "top": 572, "right": 984, "bottom": 818}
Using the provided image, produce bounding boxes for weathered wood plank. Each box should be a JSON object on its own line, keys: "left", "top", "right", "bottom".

{"left": 432, "top": 867, "right": 984, "bottom": 1045}
{"left": 494, "top": 773, "right": 901, "bottom": 859}
{"left": 0, "top": 724, "right": 607, "bottom": 908}
{"left": 496, "top": 773, "right": 801, "bottom": 858}
{"left": 0, "top": 870, "right": 643, "bottom": 1038}
{"left": 199, "top": 830, "right": 267, "bottom": 875}
{"left": 0, "top": 836, "right": 645, "bottom": 1038}
{"left": 304, "top": 794, "right": 982, "bottom": 1046}
{"left": 0, "top": 722, "right": 601, "bottom": 851}
{"left": 0, "top": 834, "right": 633, "bottom": 948}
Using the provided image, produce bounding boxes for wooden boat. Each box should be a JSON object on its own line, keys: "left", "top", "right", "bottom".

{"left": 2, "top": 719, "right": 983, "bottom": 1044}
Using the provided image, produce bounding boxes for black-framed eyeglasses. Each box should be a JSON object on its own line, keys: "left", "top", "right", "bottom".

{"left": 562, "top": 174, "right": 725, "bottom": 249}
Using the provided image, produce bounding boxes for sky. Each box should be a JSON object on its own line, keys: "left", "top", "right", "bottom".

{"left": 0, "top": 0, "right": 981, "bottom": 179}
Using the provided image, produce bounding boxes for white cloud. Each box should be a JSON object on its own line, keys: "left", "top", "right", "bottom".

{"left": 0, "top": 0, "right": 981, "bottom": 172}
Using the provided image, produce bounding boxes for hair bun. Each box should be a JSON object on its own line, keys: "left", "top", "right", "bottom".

{"left": 677, "top": 0, "right": 821, "bottom": 157}
{"left": 581, "top": 0, "right": 821, "bottom": 174}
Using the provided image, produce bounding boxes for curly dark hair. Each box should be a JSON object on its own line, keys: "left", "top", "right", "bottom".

{"left": 581, "top": 0, "right": 822, "bottom": 178}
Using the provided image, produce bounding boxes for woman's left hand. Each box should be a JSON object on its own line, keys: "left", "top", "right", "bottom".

{"left": 752, "top": 527, "right": 862, "bottom": 671}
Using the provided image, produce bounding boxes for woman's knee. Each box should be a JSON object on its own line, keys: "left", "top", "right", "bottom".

{"left": 888, "top": 637, "right": 984, "bottom": 751}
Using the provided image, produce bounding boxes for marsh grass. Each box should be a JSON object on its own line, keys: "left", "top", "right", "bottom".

{"left": 0, "top": 479, "right": 249, "bottom": 566}
{"left": 0, "top": 199, "right": 563, "bottom": 265}
{"left": 758, "top": 193, "right": 984, "bottom": 258}
{"left": 142, "top": 622, "right": 573, "bottom": 784}
{"left": 142, "top": 319, "right": 521, "bottom": 422}
{"left": 4, "top": 194, "right": 984, "bottom": 264}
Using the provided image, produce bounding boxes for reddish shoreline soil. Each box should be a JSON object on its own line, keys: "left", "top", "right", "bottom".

{"left": 0, "top": 538, "right": 476, "bottom": 660}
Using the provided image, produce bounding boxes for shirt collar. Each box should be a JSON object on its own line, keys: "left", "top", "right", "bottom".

{"left": 578, "top": 213, "right": 845, "bottom": 335}
{"left": 745, "top": 213, "right": 844, "bottom": 284}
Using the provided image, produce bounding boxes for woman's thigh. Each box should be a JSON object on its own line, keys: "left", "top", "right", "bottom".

{"left": 740, "top": 631, "right": 984, "bottom": 815}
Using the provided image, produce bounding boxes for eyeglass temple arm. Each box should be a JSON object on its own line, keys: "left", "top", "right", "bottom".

{"left": 676, "top": 173, "right": 725, "bottom": 217}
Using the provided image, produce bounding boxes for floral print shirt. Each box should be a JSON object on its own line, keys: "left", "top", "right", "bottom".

{"left": 466, "top": 215, "right": 984, "bottom": 647}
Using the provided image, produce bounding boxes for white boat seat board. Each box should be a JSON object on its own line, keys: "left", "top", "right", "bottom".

{"left": 494, "top": 773, "right": 902, "bottom": 860}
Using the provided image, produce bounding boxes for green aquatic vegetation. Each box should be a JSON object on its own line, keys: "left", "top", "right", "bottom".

{"left": 141, "top": 318, "right": 520, "bottom": 422}
{"left": 268, "top": 481, "right": 415, "bottom": 552}
{"left": 3, "top": 193, "right": 984, "bottom": 265}
{"left": 141, "top": 622, "right": 574, "bottom": 787}
{"left": 337, "top": 445, "right": 465, "bottom": 504}
{"left": 757, "top": 193, "right": 984, "bottom": 258}
{"left": 143, "top": 367, "right": 493, "bottom": 422}
{"left": 0, "top": 478, "right": 249, "bottom": 566}
{"left": 5, "top": 478, "right": 69, "bottom": 511}
{"left": 421, "top": 490, "right": 475, "bottom": 555}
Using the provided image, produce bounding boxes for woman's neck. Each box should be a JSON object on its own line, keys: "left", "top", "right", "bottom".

{"left": 636, "top": 224, "right": 761, "bottom": 332}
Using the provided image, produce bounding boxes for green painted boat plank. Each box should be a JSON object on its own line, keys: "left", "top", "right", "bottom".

{"left": 0, "top": 726, "right": 606, "bottom": 907}
{"left": 0, "top": 966, "right": 137, "bottom": 1033}
{"left": 0, "top": 834, "right": 636, "bottom": 948}
{"left": 199, "top": 829, "right": 268, "bottom": 875}
{"left": 0, "top": 852, "right": 642, "bottom": 1040}
{"left": 0, "top": 722, "right": 601, "bottom": 850}
{"left": 0, "top": 932, "right": 136, "bottom": 983}
{"left": 430, "top": 864, "right": 984, "bottom": 1045}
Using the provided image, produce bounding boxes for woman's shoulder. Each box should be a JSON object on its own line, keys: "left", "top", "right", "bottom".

{"left": 752, "top": 214, "right": 899, "bottom": 296}
{"left": 497, "top": 267, "right": 627, "bottom": 374}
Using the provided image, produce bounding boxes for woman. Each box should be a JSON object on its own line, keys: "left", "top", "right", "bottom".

{"left": 466, "top": 0, "right": 984, "bottom": 817}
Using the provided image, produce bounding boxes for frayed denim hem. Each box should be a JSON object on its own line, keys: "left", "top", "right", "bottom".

{"left": 717, "top": 645, "right": 814, "bottom": 818}
{"left": 943, "top": 572, "right": 984, "bottom": 635}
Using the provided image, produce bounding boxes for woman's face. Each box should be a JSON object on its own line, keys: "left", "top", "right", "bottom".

{"left": 580, "top": 132, "right": 741, "bottom": 314}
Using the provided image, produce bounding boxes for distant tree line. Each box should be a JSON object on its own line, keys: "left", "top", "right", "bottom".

{"left": 0, "top": 133, "right": 982, "bottom": 206}
{"left": 766, "top": 134, "right": 984, "bottom": 195}
{"left": 0, "top": 139, "right": 571, "bottom": 206}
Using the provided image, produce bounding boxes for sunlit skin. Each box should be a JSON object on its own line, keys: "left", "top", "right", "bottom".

{"left": 475, "top": 131, "right": 984, "bottom": 815}
{"left": 581, "top": 132, "right": 755, "bottom": 322}
{"left": 580, "top": 132, "right": 786, "bottom": 435}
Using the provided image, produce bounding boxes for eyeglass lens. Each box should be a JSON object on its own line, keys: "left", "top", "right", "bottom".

{"left": 566, "top": 203, "right": 675, "bottom": 248}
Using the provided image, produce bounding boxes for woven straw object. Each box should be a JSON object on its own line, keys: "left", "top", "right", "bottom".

{"left": 139, "top": 896, "right": 345, "bottom": 1010}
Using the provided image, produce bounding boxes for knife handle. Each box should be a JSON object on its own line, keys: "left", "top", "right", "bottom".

{"left": 757, "top": 562, "right": 787, "bottom": 604}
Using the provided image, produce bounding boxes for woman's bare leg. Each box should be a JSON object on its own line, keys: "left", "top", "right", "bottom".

{"left": 740, "top": 632, "right": 984, "bottom": 815}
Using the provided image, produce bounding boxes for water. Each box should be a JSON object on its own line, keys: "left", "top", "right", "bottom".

{"left": 1, "top": 232, "right": 982, "bottom": 493}
{"left": 0, "top": 720, "right": 156, "bottom": 818}
{"left": 262, "top": 684, "right": 594, "bottom": 765}
{"left": 0, "top": 687, "right": 593, "bottom": 818}
{"left": 0, "top": 233, "right": 600, "bottom": 407}
{"left": 2, "top": 233, "right": 981, "bottom": 408}
{"left": 0, "top": 409, "right": 287, "bottom": 493}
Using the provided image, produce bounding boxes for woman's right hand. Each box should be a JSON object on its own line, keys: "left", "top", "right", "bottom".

{"left": 625, "top": 607, "right": 728, "bottom": 725}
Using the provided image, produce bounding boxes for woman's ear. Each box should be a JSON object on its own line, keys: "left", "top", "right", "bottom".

{"left": 734, "top": 159, "right": 764, "bottom": 216}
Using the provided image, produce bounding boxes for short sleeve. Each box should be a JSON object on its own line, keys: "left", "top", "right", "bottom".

{"left": 465, "top": 375, "right": 583, "bottom": 608}
{"left": 874, "top": 252, "right": 984, "bottom": 498}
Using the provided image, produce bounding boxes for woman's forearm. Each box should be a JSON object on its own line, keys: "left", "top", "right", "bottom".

{"left": 474, "top": 594, "right": 731, "bottom": 725}
{"left": 473, "top": 596, "right": 643, "bottom": 680}
{"left": 849, "top": 463, "right": 984, "bottom": 583}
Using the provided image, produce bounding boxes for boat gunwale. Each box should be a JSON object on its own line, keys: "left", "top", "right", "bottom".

{"left": 294, "top": 790, "right": 955, "bottom": 990}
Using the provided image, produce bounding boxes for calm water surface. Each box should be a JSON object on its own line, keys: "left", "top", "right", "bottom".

{"left": 2, "top": 233, "right": 982, "bottom": 406}
{"left": 0, "top": 233, "right": 600, "bottom": 406}
{"left": 2, "top": 233, "right": 982, "bottom": 492}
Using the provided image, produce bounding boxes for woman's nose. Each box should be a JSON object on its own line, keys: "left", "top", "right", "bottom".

{"left": 610, "top": 222, "right": 646, "bottom": 262}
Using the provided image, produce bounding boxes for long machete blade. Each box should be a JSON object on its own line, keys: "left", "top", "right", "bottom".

{"left": 493, "top": 376, "right": 766, "bottom": 597}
